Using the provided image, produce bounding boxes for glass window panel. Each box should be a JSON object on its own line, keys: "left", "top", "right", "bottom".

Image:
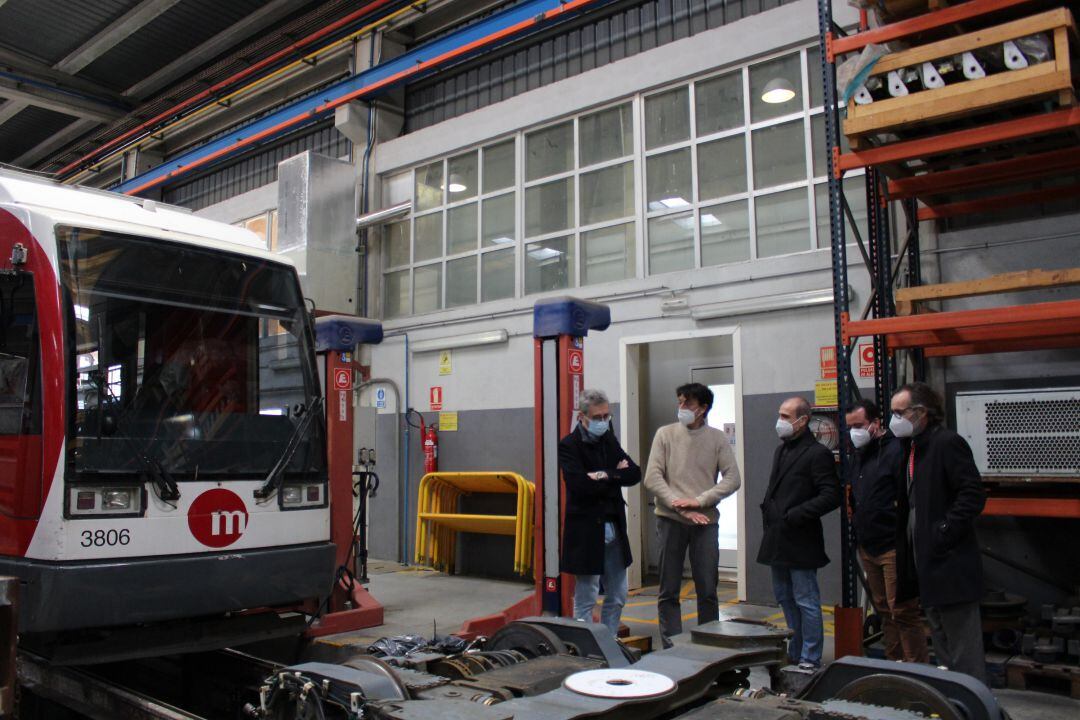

{"left": 814, "top": 175, "right": 867, "bottom": 249}
{"left": 525, "top": 178, "right": 574, "bottom": 237}
{"left": 413, "top": 264, "right": 442, "bottom": 314}
{"left": 807, "top": 46, "right": 824, "bottom": 109}
{"left": 646, "top": 148, "right": 692, "bottom": 212}
{"left": 750, "top": 54, "right": 802, "bottom": 123}
{"left": 579, "top": 104, "right": 633, "bottom": 166}
{"left": 582, "top": 223, "right": 635, "bottom": 285}
{"left": 383, "top": 220, "right": 410, "bottom": 267}
{"left": 384, "top": 270, "right": 409, "bottom": 318}
{"left": 447, "top": 202, "right": 478, "bottom": 255}
{"left": 526, "top": 122, "right": 573, "bottom": 181}
{"left": 648, "top": 212, "right": 695, "bottom": 274}
{"left": 447, "top": 151, "right": 478, "bottom": 200}
{"left": 525, "top": 236, "right": 573, "bottom": 295}
{"left": 701, "top": 201, "right": 750, "bottom": 266}
{"left": 696, "top": 72, "right": 744, "bottom": 136}
{"left": 413, "top": 212, "right": 442, "bottom": 262}
{"left": 482, "top": 193, "right": 515, "bottom": 247}
{"left": 645, "top": 87, "right": 690, "bottom": 149}
{"left": 446, "top": 256, "right": 477, "bottom": 308}
{"left": 756, "top": 188, "right": 811, "bottom": 258}
{"left": 483, "top": 140, "right": 515, "bottom": 192}
{"left": 415, "top": 162, "right": 443, "bottom": 211}
{"left": 243, "top": 215, "right": 268, "bottom": 245}
{"left": 698, "top": 135, "right": 747, "bottom": 200}
{"left": 580, "top": 162, "right": 634, "bottom": 226}
{"left": 752, "top": 120, "right": 806, "bottom": 189}
{"left": 810, "top": 111, "right": 851, "bottom": 178}
{"left": 270, "top": 210, "right": 279, "bottom": 252}
{"left": 382, "top": 171, "right": 411, "bottom": 206}
{"left": 481, "top": 247, "right": 515, "bottom": 302}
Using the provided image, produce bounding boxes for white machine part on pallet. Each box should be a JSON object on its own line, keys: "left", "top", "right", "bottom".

{"left": 955, "top": 388, "right": 1080, "bottom": 477}
{"left": 564, "top": 668, "right": 676, "bottom": 699}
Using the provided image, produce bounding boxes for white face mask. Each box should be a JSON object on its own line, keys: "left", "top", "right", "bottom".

{"left": 889, "top": 413, "right": 914, "bottom": 438}
{"left": 775, "top": 418, "right": 794, "bottom": 439}
{"left": 849, "top": 427, "right": 872, "bottom": 449}
{"left": 677, "top": 408, "right": 697, "bottom": 426}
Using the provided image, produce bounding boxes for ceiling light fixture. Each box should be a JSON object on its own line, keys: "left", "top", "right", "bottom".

{"left": 761, "top": 77, "right": 796, "bottom": 104}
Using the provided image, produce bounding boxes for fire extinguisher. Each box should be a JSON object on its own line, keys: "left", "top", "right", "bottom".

{"left": 423, "top": 421, "right": 438, "bottom": 474}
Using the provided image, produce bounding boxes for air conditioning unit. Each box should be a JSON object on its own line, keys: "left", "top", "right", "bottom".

{"left": 955, "top": 388, "right": 1080, "bottom": 477}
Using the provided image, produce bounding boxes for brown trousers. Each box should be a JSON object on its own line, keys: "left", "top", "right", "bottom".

{"left": 859, "top": 547, "right": 930, "bottom": 663}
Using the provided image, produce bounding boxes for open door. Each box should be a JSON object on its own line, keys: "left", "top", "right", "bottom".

{"left": 690, "top": 366, "right": 738, "bottom": 572}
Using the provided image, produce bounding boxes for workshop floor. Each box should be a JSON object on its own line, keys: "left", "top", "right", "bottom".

{"left": 315, "top": 561, "right": 1080, "bottom": 719}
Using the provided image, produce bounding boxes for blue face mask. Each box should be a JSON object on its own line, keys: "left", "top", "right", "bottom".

{"left": 587, "top": 418, "right": 610, "bottom": 437}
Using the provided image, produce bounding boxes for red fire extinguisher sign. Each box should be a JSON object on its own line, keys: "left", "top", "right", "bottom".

{"left": 430, "top": 386, "right": 443, "bottom": 411}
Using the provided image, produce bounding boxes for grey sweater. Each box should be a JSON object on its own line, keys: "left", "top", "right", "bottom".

{"left": 644, "top": 422, "right": 741, "bottom": 525}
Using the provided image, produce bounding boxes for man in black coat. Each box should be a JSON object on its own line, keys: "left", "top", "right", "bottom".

{"left": 558, "top": 388, "right": 641, "bottom": 636}
{"left": 757, "top": 396, "right": 840, "bottom": 670}
{"left": 846, "top": 399, "right": 928, "bottom": 663}
{"left": 891, "top": 382, "right": 987, "bottom": 683}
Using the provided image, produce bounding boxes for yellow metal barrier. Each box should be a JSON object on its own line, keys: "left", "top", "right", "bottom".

{"left": 414, "top": 472, "right": 534, "bottom": 577}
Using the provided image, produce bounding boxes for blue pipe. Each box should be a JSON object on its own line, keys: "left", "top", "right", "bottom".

{"left": 402, "top": 333, "right": 410, "bottom": 564}
{"left": 114, "top": 0, "right": 616, "bottom": 195}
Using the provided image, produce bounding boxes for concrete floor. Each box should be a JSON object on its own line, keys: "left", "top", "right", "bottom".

{"left": 317, "top": 561, "right": 1080, "bottom": 718}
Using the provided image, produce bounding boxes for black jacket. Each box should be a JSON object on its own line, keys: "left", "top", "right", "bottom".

{"left": 558, "top": 425, "right": 641, "bottom": 576}
{"left": 757, "top": 430, "right": 841, "bottom": 569}
{"left": 850, "top": 431, "right": 903, "bottom": 556}
{"left": 895, "top": 423, "right": 986, "bottom": 608}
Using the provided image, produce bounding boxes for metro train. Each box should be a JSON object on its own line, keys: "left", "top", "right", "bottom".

{"left": 0, "top": 169, "right": 334, "bottom": 639}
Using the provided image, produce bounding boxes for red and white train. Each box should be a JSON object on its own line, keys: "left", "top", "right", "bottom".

{"left": 0, "top": 169, "right": 333, "bottom": 636}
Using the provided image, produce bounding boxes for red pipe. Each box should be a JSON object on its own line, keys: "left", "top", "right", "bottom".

{"left": 57, "top": 0, "right": 398, "bottom": 178}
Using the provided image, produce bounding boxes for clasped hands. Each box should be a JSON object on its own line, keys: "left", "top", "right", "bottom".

{"left": 672, "top": 497, "right": 709, "bottom": 525}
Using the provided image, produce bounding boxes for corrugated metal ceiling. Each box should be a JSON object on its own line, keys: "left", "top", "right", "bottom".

{"left": 0, "top": 0, "right": 140, "bottom": 65}
{"left": 0, "top": 105, "right": 81, "bottom": 161}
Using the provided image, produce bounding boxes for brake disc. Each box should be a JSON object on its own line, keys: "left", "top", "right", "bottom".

{"left": 486, "top": 622, "right": 568, "bottom": 658}
{"left": 826, "top": 673, "right": 964, "bottom": 720}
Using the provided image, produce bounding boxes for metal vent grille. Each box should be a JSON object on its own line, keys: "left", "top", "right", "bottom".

{"left": 957, "top": 390, "right": 1080, "bottom": 476}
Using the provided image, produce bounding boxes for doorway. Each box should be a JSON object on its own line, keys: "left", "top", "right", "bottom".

{"left": 619, "top": 327, "right": 745, "bottom": 599}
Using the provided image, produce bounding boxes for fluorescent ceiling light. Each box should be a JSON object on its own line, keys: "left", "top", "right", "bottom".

{"left": 761, "top": 77, "right": 796, "bottom": 104}
{"left": 660, "top": 197, "right": 691, "bottom": 209}
{"left": 410, "top": 329, "right": 510, "bottom": 353}
{"left": 700, "top": 213, "right": 722, "bottom": 226}
{"left": 527, "top": 247, "right": 562, "bottom": 260}
{"left": 442, "top": 173, "right": 468, "bottom": 193}
{"left": 692, "top": 288, "right": 836, "bottom": 320}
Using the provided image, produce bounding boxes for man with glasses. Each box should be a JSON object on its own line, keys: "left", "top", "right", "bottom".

{"left": 890, "top": 382, "right": 987, "bottom": 682}
{"left": 559, "top": 389, "right": 640, "bottom": 636}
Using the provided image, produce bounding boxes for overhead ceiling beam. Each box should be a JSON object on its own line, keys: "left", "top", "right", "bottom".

{"left": 122, "top": 0, "right": 310, "bottom": 100}
{"left": 54, "top": 0, "right": 184, "bottom": 75}
{"left": 12, "top": 117, "right": 99, "bottom": 168}
{"left": 0, "top": 45, "right": 130, "bottom": 105}
{"left": 0, "top": 99, "right": 28, "bottom": 126}
{"left": 0, "top": 76, "right": 123, "bottom": 124}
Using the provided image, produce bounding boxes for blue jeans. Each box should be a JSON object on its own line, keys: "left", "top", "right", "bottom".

{"left": 770, "top": 565, "right": 823, "bottom": 666}
{"left": 573, "top": 522, "right": 628, "bottom": 636}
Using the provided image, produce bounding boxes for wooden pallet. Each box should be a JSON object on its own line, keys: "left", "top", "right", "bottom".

{"left": 894, "top": 267, "right": 1080, "bottom": 315}
{"left": 845, "top": 8, "right": 1076, "bottom": 145}
{"left": 1006, "top": 656, "right": 1080, "bottom": 698}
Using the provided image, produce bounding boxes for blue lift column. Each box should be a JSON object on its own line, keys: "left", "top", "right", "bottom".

{"left": 532, "top": 297, "right": 611, "bottom": 616}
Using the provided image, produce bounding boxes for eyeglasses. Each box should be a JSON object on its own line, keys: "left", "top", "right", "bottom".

{"left": 893, "top": 405, "right": 924, "bottom": 418}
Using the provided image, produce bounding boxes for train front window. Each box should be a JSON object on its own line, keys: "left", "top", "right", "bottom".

{"left": 57, "top": 226, "right": 324, "bottom": 482}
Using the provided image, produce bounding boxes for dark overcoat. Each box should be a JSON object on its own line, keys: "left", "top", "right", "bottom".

{"left": 895, "top": 423, "right": 986, "bottom": 607}
{"left": 757, "top": 430, "right": 841, "bottom": 569}
{"left": 558, "top": 426, "right": 640, "bottom": 576}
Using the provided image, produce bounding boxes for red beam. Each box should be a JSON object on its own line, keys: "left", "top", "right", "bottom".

{"left": 983, "top": 497, "right": 1080, "bottom": 519}
{"left": 918, "top": 182, "right": 1080, "bottom": 220}
{"left": 843, "top": 300, "right": 1080, "bottom": 342}
{"left": 922, "top": 334, "right": 1080, "bottom": 357}
{"left": 883, "top": 318, "right": 1080, "bottom": 349}
{"left": 837, "top": 108, "right": 1080, "bottom": 175}
{"left": 832, "top": 0, "right": 1038, "bottom": 56}
{"left": 888, "top": 147, "right": 1080, "bottom": 200}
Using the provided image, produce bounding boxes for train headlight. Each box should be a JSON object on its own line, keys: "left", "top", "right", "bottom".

{"left": 282, "top": 486, "right": 303, "bottom": 505}
{"left": 102, "top": 489, "right": 132, "bottom": 510}
{"left": 306, "top": 485, "right": 321, "bottom": 502}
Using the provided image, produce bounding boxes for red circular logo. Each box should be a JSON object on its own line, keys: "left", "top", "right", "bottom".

{"left": 187, "top": 488, "right": 249, "bottom": 548}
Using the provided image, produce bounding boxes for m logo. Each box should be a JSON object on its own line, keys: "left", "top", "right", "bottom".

{"left": 188, "top": 489, "right": 249, "bottom": 548}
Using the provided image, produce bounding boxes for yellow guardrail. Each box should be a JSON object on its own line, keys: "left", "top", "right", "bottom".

{"left": 414, "top": 472, "right": 534, "bottom": 577}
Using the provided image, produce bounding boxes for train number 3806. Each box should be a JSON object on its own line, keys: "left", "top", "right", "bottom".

{"left": 80, "top": 529, "right": 132, "bottom": 547}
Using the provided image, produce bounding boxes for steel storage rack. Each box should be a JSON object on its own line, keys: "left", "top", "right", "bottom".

{"left": 817, "top": 0, "right": 1080, "bottom": 659}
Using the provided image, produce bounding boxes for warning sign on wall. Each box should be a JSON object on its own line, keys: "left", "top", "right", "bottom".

{"left": 429, "top": 386, "right": 443, "bottom": 411}
{"left": 568, "top": 348, "right": 583, "bottom": 374}
{"left": 820, "top": 346, "right": 837, "bottom": 380}
{"left": 858, "top": 343, "right": 875, "bottom": 378}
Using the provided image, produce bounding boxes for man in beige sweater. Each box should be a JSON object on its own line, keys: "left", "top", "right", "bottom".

{"left": 644, "top": 382, "right": 741, "bottom": 648}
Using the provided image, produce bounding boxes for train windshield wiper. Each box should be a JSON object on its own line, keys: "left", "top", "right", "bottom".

{"left": 254, "top": 395, "right": 323, "bottom": 501}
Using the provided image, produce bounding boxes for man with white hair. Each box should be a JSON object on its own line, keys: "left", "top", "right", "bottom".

{"left": 558, "top": 388, "right": 641, "bottom": 636}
